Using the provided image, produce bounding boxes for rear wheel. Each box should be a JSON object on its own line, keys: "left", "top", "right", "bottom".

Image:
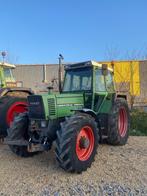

{"left": 107, "top": 98, "right": 130, "bottom": 145}
{"left": 55, "top": 113, "right": 99, "bottom": 173}
{"left": 0, "top": 96, "right": 27, "bottom": 137}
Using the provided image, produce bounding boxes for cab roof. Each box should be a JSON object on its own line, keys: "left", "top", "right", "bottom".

{"left": 0, "top": 62, "right": 16, "bottom": 68}
{"left": 65, "top": 60, "right": 113, "bottom": 72}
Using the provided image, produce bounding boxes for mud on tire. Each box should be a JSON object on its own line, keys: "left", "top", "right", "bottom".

{"left": 55, "top": 113, "right": 99, "bottom": 173}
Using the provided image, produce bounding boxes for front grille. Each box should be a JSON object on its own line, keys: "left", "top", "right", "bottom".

{"left": 28, "top": 95, "right": 45, "bottom": 119}
{"left": 48, "top": 98, "right": 56, "bottom": 116}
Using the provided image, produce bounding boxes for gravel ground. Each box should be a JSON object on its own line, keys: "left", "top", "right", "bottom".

{"left": 0, "top": 136, "right": 147, "bottom": 196}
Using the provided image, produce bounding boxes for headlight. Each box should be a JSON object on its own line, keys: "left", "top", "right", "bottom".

{"left": 41, "top": 121, "right": 47, "bottom": 128}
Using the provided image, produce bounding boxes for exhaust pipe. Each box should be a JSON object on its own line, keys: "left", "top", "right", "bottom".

{"left": 58, "top": 54, "right": 64, "bottom": 92}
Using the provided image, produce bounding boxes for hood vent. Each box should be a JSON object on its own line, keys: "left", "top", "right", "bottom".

{"left": 48, "top": 98, "right": 56, "bottom": 116}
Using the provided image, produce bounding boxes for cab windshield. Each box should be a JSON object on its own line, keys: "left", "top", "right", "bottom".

{"left": 63, "top": 67, "right": 92, "bottom": 92}
{"left": 4, "top": 68, "right": 14, "bottom": 79}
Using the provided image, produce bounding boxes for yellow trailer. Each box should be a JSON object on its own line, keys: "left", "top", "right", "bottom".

{"left": 99, "top": 60, "right": 147, "bottom": 108}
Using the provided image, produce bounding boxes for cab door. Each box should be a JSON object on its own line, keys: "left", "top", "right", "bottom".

{"left": 94, "top": 69, "right": 115, "bottom": 114}
{"left": 102, "top": 70, "right": 115, "bottom": 113}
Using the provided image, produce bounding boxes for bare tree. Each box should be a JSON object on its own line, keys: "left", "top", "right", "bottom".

{"left": 104, "top": 45, "right": 121, "bottom": 60}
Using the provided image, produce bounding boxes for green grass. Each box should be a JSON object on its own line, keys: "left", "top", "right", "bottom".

{"left": 130, "top": 109, "right": 147, "bottom": 136}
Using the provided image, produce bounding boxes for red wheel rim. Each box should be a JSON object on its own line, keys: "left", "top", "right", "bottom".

{"left": 118, "top": 107, "right": 128, "bottom": 137}
{"left": 6, "top": 102, "right": 28, "bottom": 126}
{"left": 76, "top": 126, "right": 94, "bottom": 161}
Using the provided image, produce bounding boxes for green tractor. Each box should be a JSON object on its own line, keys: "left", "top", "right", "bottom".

{"left": 0, "top": 58, "right": 33, "bottom": 138}
{"left": 5, "top": 60, "right": 130, "bottom": 173}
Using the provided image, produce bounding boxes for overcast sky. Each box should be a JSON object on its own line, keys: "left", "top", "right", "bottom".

{"left": 0, "top": 0, "right": 147, "bottom": 64}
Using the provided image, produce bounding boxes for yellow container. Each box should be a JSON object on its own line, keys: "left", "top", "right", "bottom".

{"left": 99, "top": 60, "right": 140, "bottom": 96}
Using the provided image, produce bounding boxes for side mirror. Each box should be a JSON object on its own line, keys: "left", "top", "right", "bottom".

{"left": 102, "top": 64, "right": 108, "bottom": 76}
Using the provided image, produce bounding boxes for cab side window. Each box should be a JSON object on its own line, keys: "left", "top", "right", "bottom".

{"left": 105, "top": 71, "right": 114, "bottom": 92}
{"left": 95, "top": 69, "right": 106, "bottom": 92}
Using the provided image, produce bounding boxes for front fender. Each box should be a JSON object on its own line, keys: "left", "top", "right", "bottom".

{"left": 71, "top": 108, "right": 97, "bottom": 119}
{"left": 0, "top": 87, "right": 34, "bottom": 97}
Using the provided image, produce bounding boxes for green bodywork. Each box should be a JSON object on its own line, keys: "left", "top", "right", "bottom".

{"left": 0, "top": 65, "right": 15, "bottom": 88}
{"left": 38, "top": 61, "right": 115, "bottom": 120}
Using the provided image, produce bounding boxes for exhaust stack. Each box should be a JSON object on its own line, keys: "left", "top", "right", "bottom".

{"left": 58, "top": 54, "right": 64, "bottom": 92}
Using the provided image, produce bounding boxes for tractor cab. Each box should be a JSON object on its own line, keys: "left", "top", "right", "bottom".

{"left": 62, "top": 61, "right": 115, "bottom": 113}
{"left": 63, "top": 61, "right": 114, "bottom": 93}
{"left": 0, "top": 62, "right": 16, "bottom": 88}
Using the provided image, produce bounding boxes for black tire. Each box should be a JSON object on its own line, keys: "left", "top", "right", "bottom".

{"left": 55, "top": 113, "right": 99, "bottom": 173}
{"left": 107, "top": 98, "right": 130, "bottom": 145}
{"left": 0, "top": 96, "right": 27, "bottom": 137}
{"left": 7, "top": 112, "right": 37, "bottom": 157}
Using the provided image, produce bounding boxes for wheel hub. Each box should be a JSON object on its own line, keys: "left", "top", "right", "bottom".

{"left": 76, "top": 126, "right": 94, "bottom": 161}
{"left": 79, "top": 136, "right": 90, "bottom": 149}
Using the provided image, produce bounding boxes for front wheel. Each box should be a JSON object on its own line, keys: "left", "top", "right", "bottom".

{"left": 7, "top": 113, "right": 37, "bottom": 157}
{"left": 107, "top": 98, "right": 130, "bottom": 145}
{"left": 55, "top": 113, "right": 99, "bottom": 173}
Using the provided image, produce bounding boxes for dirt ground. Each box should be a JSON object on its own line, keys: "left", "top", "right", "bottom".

{"left": 0, "top": 136, "right": 147, "bottom": 196}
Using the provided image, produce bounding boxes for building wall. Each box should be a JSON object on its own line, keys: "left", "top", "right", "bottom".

{"left": 139, "top": 61, "right": 147, "bottom": 104}
{"left": 13, "top": 64, "right": 60, "bottom": 92}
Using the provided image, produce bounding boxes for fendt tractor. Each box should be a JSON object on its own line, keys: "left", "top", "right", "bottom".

{"left": 0, "top": 52, "right": 33, "bottom": 138}
{"left": 5, "top": 60, "right": 130, "bottom": 173}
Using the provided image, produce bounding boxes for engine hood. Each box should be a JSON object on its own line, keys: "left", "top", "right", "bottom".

{"left": 56, "top": 93, "right": 84, "bottom": 106}
{"left": 56, "top": 93, "right": 84, "bottom": 118}
{"left": 40, "top": 93, "right": 84, "bottom": 120}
